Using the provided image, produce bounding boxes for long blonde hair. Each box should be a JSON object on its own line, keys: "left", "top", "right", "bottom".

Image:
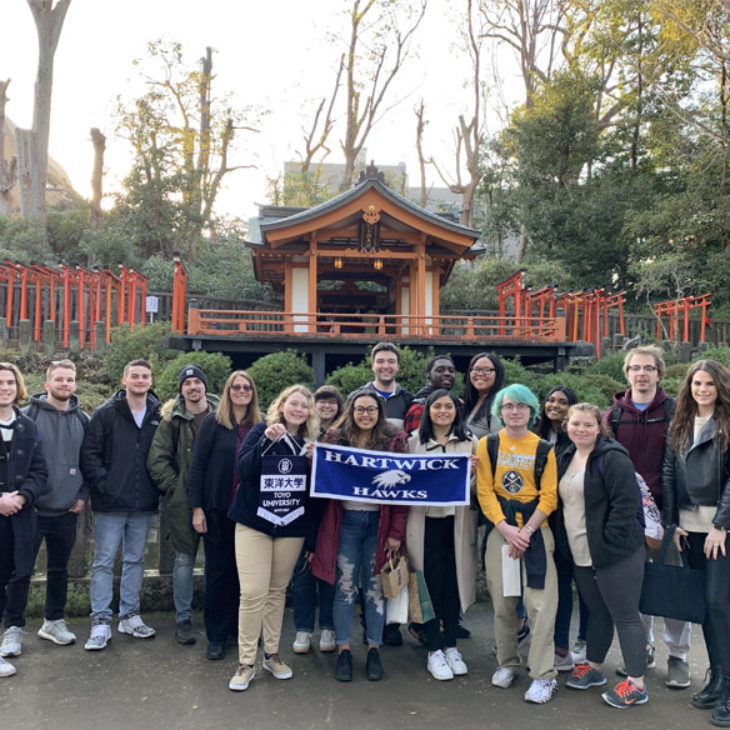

{"left": 215, "top": 370, "right": 262, "bottom": 430}
{"left": 266, "top": 385, "right": 319, "bottom": 440}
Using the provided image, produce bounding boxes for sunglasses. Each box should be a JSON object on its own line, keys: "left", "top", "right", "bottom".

{"left": 230, "top": 384, "right": 253, "bottom": 393}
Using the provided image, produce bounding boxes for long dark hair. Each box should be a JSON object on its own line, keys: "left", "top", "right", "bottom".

{"left": 536, "top": 385, "right": 578, "bottom": 440}
{"left": 334, "top": 389, "right": 397, "bottom": 451}
{"left": 417, "top": 389, "right": 470, "bottom": 444}
{"left": 463, "top": 352, "right": 504, "bottom": 423}
{"left": 670, "top": 359, "right": 730, "bottom": 452}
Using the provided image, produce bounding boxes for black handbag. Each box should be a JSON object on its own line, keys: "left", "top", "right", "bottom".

{"left": 639, "top": 526, "right": 706, "bottom": 623}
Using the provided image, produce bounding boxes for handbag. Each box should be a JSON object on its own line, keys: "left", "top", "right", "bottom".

{"left": 380, "top": 551, "right": 409, "bottom": 599}
{"left": 408, "top": 570, "right": 435, "bottom": 624}
{"left": 386, "top": 585, "right": 409, "bottom": 624}
{"left": 639, "top": 525, "right": 706, "bottom": 623}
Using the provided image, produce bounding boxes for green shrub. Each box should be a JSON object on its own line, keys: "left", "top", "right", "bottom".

{"left": 103, "top": 321, "right": 177, "bottom": 382}
{"left": 534, "top": 372, "right": 612, "bottom": 410}
{"left": 664, "top": 362, "right": 691, "bottom": 379}
{"left": 247, "top": 350, "right": 314, "bottom": 410}
{"left": 155, "top": 351, "right": 233, "bottom": 402}
{"left": 696, "top": 347, "right": 730, "bottom": 368}
{"left": 501, "top": 357, "right": 541, "bottom": 393}
{"left": 326, "top": 362, "right": 372, "bottom": 396}
{"left": 583, "top": 351, "right": 627, "bottom": 383}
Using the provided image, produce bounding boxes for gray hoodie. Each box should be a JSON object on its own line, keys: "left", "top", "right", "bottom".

{"left": 22, "top": 393, "right": 90, "bottom": 517}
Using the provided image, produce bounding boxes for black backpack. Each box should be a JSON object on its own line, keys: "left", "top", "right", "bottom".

{"left": 486, "top": 433, "right": 553, "bottom": 488}
{"left": 608, "top": 398, "right": 675, "bottom": 437}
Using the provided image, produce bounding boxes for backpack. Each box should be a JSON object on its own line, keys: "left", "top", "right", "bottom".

{"left": 608, "top": 398, "right": 675, "bottom": 437}
{"left": 594, "top": 453, "right": 663, "bottom": 538}
{"left": 26, "top": 401, "right": 89, "bottom": 431}
{"left": 486, "top": 433, "right": 552, "bottom": 488}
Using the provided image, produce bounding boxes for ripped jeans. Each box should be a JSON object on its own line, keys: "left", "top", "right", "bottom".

{"left": 333, "top": 508, "right": 384, "bottom": 647}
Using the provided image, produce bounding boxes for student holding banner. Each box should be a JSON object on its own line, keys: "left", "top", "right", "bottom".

{"left": 476, "top": 384, "right": 559, "bottom": 705}
{"left": 227, "top": 385, "right": 320, "bottom": 692}
{"left": 311, "top": 390, "right": 409, "bottom": 683}
{"left": 406, "top": 389, "right": 478, "bottom": 681}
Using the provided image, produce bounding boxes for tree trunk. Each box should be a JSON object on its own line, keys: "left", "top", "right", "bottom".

{"left": 26, "top": 0, "right": 72, "bottom": 221}
{"left": 0, "top": 79, "right": 17, "bottom": 216}
{"left": 415, "top": 99, "right": 428, "bottom": 207}
{"left": 15, "top": 128, "right": 34, "bottom": 218}
{"left": 90, "top": 127, "right": 105, "bottom": 229}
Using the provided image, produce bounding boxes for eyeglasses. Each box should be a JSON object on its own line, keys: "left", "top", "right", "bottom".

{"left": 471, "top": 367, "right": 496, "bottom": 376}
{"left": 501, "top": 402, "right": 529, "bottom": 412}
{"left": 627, "top": 365, "right": 658, "bottom": 373}
{"left": 354, "top": 407, "right": 378, "bottom": 415}
{"left": 230, "top": 384, "right": 253, "bottom": 393}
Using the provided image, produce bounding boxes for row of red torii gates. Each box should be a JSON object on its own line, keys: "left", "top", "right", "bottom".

{"left": 0, "top": 261, "right": 148, "bottom": 349}
{"left": 0, "top": 258, "right": 711, "bottom": 354}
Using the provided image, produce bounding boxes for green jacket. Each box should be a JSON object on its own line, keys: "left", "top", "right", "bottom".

{"left": 147, "top": 393, "right": 219, "bottom": 554}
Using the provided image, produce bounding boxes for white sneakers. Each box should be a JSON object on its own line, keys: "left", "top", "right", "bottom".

{"left": 571, "top": 638, "right": 587, "bottom": 664}
{"left": 525, "top": 678, "right": 558, "bottom": 704}
{"left": 229, "top": 664, "right": 255, "bottom": 691}
{"left": 0, "top": 656, "right": 16, "bottom": 677}
{"left": 554, "top": 651, "right": 575, "bottom": 672}
{"left": 0, "top": 626, "right": 23, "bottom": 657}
{"left": 445, "top": 647, "right": 468, "bottom": 676}
{"left": 428, "top": 650, "right": 454, "bottom": 680}
{"left": 38, "top": 619, "right": 76, "bottom": 646}
{"left": 118, "top": 614, "right": 156, "bottom": 639}
{"left": 292, "top": 631, "right": 311, "bottom": 654}
{"left": 319, "top": 629, "right": 336, "bottom": 653}
{"left": 84, "top": 623, "right": 112, "bottom": 651}
{"left": 492, "top": 665, "right": 517, "bottom": 688}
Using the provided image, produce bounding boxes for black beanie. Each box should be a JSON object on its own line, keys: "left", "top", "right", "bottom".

{"left": 178, "top": 364, "right": 208, "bottom": 393}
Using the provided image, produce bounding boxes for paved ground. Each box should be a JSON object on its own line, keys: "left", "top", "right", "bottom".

{"left": 1, "top": 604, "right": 712, "bottom": 730}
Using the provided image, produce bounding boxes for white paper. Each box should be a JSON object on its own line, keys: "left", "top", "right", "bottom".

{"left": 386, "top": 585, "right": 409, "bottom": 624}
{"left": 502, "top": 544, "right": 522, "bottom": 597}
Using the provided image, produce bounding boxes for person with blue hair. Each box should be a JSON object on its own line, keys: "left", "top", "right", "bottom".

{"left": 476, "top": 383, "right": 559, "bottom": 704}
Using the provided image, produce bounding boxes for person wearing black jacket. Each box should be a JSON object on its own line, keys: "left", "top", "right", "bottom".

{"left": 555, "top": 403, "right": 647, "bottom": 709}
{"left": 0, "top": 363, "right": 47, "bottom": 679}
{"left": 80, "top": 359, "right": 161, "bottom": 651}
{"left": 187, "top": 370, "right": 262, "bottom": 661}
{"left": 662, "top": 359, "right": 730, "bottom": 726}
{"left": 227, "top": 385, "right": 320, "bottom": 692}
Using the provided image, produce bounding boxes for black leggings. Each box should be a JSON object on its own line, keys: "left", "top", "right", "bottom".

{"left": 573, "top": 546, "right": 646, "bottom": 677}
{"left": 423, "top": 516, "right": 460, "bottom": 651}
{"left": 685, "top": 531, "right": 730, "bottom": 671}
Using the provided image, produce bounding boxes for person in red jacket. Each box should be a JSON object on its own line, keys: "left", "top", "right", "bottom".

{"left": 311, "top": 390, "right": 408, "bottom": 683}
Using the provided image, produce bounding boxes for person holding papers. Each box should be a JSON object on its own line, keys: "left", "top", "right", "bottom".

{"left": 227, "top": 385, "right": 320, "bottom": 692}
{"left": 406, "top": 389, "right": 478, "bottom": 681}
{"left": 476, "top": 384, "right": 559, "bottom": 705}
{"left": 311, "top": 389, "right": 408, "bottom": 683}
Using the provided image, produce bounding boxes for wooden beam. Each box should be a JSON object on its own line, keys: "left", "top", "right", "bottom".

{"left": 284, "top": 258, "right": 293, "bottom": 334}
{"left": 308, "top": 232, "right": 318, "bottom": 321}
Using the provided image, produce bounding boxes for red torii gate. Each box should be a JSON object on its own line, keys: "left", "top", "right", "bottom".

{"left": 171, "top": 253, "right": 187, "bottom": 333}
{"left": 654, "top": 294, "right": 712, "bottom": 343}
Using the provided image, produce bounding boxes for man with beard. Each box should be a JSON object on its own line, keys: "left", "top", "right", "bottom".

{"left": 1, "top": 359, "right": 88, "bottom": 659}
{"left": 147, "top": 364, "right": 218, "bottom": 646}
{"left": 404, "top": 355, "right": 457, "bottom": 433}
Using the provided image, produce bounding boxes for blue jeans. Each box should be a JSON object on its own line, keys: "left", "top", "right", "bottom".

{"left": 90, "top": 512, "right": 154, "bottom": 623}
{"left": 292, "top": 546, "right": 334, "bottom": 632}
{"left": 173, "top": 549, "right": 195, "bottom": 623}
{"left": 333, "top": 509, "right": 384, "bottom": 647}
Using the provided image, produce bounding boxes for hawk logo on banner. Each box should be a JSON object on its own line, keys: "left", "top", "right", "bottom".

{"left": 311, "top": 443, "right": 471, "bottom": 507}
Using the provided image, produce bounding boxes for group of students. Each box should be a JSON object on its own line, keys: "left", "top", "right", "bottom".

{"left": 1, "top": 344, "right": 730, "bottom": 725}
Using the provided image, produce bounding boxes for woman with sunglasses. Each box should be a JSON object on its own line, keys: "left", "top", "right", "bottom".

{"left": 663, "top": 360, "right": 730, "bottom": 725}
{"left": 227, "top": 385, "right": 320, "bottom": 691}
{"left": 406, "top": 389, "right": 478, "bottom": 680}
{"left": 311, "top": 389, "right": 408, "bottom": 683}
{"left": 188, "top": 370, "right": 262, "bottom": 662}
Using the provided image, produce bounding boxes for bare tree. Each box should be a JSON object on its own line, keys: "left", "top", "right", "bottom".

{"left": 414, "top": 99, "right": 428, "bottom": 207}
{"left": 428, "top": 0, "right": 485, "bottom": 227}
{"left": 339, "top": 0, "right": 427, "bottom": 190}
{"left": 0, "top": 79, "right": 17, "bottom": 216}
{"left": 90, "top": 127, "right": 105, "bottom": 229}
{"left": 17, "top": 0, "right": 72, "bottom": 220}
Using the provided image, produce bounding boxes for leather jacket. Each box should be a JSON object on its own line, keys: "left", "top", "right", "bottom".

{"left": 662, "top": 416, "right": 730, "bottom": 529}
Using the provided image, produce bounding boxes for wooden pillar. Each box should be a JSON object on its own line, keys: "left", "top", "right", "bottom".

{"left": 431, "top": 263, "right": 441, "bottom": 335}
{"left": 308, "top": 233, "right": 318, "bottom": 333}
{"left": 284, "top": 258, "right": 293, "bottom": 334}
{"left": 417, "top": 250, "right": 426, "bottom": 336}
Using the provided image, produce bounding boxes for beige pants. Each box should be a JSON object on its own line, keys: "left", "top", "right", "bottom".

{"left": 234, "top": 524, "right": 304, "bottom": 665}
{"left": 485, "top": 526, "right": 558, "bottom": 680}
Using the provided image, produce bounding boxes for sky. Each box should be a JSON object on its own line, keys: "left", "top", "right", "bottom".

{"left": 1, "top": 0, "right": 520, "bottom": 221}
